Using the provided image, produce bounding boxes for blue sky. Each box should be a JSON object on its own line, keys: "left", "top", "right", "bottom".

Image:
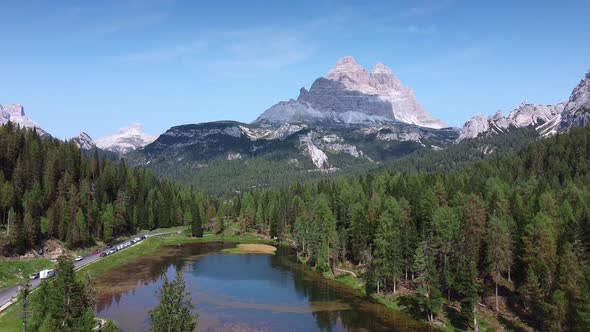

{"left": 1, "top": 0, "right": 589, "bottom": 139}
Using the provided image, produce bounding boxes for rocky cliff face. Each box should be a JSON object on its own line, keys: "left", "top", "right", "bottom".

{"left": 255, "top": 56, "right": 447, "bottom": 129}
{"left": 0, "top": 104, "right": 47, "bottom": 135}
{"left": 95, "top": 123, "right": 158, "bottom": 155}
{"left": 457, "top": 70, "right": 590, "bottom": 142}
{"left": 560, "top": 70, "right": 590, "bottom": 130}
{"left": 128, "top": 119, "right": 457, "bottom": 172}
{"left": 457, "top": 102, "right": 566, "bottom": 141}
{"left": 71, "top": 132, "right": 97, "bottom": 150}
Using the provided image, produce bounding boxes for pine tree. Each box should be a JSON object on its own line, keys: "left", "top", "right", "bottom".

{"left": 521, "top": 212, "right": 558, "bottom": 329}
{"left": 32, "top": 256, "right": 96, "bottom": 331}
{"left": 313, "top": 195, "right": 337, "bottom": 273}
{"left": 413, "top": 241, "right": 443, "bottom": 322}
{"left": 149, "top": 271, "right": 198, "bottom": 332}
{"left": 486, "top": 214, "right": 512, "bottom": 314}
{"left": 23, "top": 210, "right": 37, "bottom": 249}
{"left": 432, "top": 206, "right": 460, "bottom": 300}
{"left": 191, "top": 203, "right": 203, "bottom": 238}
{"left": 184, "top": 208, "right": 192, "bottom": 228}
{"left": 76, "top": 208, "right": 89, "bottom": 246}
{"left": 101, "top": 204, "right": 115, "bottom": 242}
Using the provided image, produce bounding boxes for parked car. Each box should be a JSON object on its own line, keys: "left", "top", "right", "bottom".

{"left": 94, "top": 249, "right": 101, "bottom": 254}
{"left": 29, "top": 272, "right": 40, "bottom": 280}
{"left": 99, "top": 252, "right": 107, "bottom": 257}
{"left": 75, "top": 256, "right": 83, "bottom": 262}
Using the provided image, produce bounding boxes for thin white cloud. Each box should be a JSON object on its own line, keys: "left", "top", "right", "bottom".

{"left": 400, "top": 0, "right": 454, "bottom": 16}
{"left": 404, "top": 25, "right": 439, "bottom": 34}
{"left": 212, "top": 27, "right": 317, "bottom": 70}
{"left": 401, "top": 6, "right": 427, "bottom": 16}
{"left": 92, "top": 12, "right": 169, "bottom": 35}
{"left": 111, "top": 41, "right": 207, "bottom": 63}
{"left": 109, "top": 19, "right": 324, "bottom": 68}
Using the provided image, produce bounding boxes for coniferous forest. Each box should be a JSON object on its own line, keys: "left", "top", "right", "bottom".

{"left": 215, "top": 125, "right": 590, "bottom": 330}
{"left": 0, "top": 123, "right": 208, "bottom": 255}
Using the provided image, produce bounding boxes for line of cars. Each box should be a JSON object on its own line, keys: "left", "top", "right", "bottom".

{"left": 99, "top": 234, "right": 148, "bottom": 257}
{"left": 28, "top": 234, "right": 149, "bottom": 281}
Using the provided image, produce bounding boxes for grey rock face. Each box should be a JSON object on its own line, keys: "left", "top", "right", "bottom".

{"left": 255, "top": 56, "right": 446, "bottom": 129}
{"left": 0, "top": 104, "right": 47, "bottom": 135}
{"left": 457, "top": 113, "right": 490, "bottom": 141}
{"left": 71, "top": 132, "right": 97, "bottom": 150}
{"left": 459, "top": 70, "right": 590, "bottom": 142}
{"left": 560, "top": 70, "right": 590, "bottom": 130}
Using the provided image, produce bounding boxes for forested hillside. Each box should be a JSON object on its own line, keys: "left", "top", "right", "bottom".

{"left": 135, "top": 126, "right": 539, "bottom": 195}
{"left": 212, "top": 125, "right": 590, "bottom": 330}
{"left": 2, "top": 120, "right": 589, "bottom": 329}
{"left": 0, "top": 123, "right": 209, "bottom": 255}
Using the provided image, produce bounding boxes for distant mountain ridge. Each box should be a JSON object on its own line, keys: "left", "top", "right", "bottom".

{"left": 458, "top": 69, "right": 590, "bottom": 141}
{"left": 94, "top": 123, "right": 157, "bottom": 154}
{"left": 2, "top": 58, "right": 589, "bottom": 193}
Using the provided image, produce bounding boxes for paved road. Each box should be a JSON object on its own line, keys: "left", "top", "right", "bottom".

{"left": 0, "top": 230, "right": 180, "bottom": 312}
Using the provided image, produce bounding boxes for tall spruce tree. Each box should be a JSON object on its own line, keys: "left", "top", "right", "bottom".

{"left": 149, "top": 271, "right": 198, "bottom": 332}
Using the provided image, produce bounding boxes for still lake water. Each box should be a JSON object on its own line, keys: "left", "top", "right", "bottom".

{"left": 94, "top": 242, "right": 429, "bottom": 331}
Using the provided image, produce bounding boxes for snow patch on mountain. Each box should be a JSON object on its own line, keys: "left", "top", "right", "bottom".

{"left": 95, "top": 123, "right": 157, "bottom": 154}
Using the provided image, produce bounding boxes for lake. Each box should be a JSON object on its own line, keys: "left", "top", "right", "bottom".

{"left": 94, "top": 242, "right": 429, "bottom": 331}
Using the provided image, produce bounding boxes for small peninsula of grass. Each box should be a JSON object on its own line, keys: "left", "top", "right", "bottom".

{"left": 222, "top": 243, "right": 277, "bottom": 254}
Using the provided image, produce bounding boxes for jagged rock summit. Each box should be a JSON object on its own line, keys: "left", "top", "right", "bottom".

{"left": 255, "top": 56, "right": 447, "bottom": 129}
{"left": 458, "top": 69, "right": 590, "bottom": 141}
{"left": 0, "top": 104, "right": 47, "bottom": 135}
{"left": 95, "top": 123, "right": 158, "bottom": 155}
{"left": 560, "top": 70, "right": 590, "bottom": 130}
{"left": 71, "top": 132, "right": 97, "bottom": 150}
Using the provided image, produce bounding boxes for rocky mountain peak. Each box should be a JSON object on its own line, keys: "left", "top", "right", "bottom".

{"left": 559, "top": 69, "right": 590, "bottom": 130}
{"left": 121, "top": 123, "right": 145, "bottom": 134}
{"left": 369, "top": 63, "right": 401, "bottom": 90}
{"left": 72, "top": 132, "right": 97, "bottom": 150}
{"left": 79, "top": 132, "right": 93, "bottom": 142}
{"left": 325, "top": 56, "right": 369, "bottom": 84}
{"left": 95, "top": 123, "right": 157, "bottom": 155}
{"left": 3, "top": 104, "right": 25, "bottom": 117}
{"left": 492, "top": 110, "right": 504, "bottom": 121}
{"left": 371, "top": 63, "right": 393, "bottom": 75}
{"left": 256, "top": 56, "right": 446, "bottom": 129}
{"left": 565, "top": 70, "right": 590, "bottom": 112}
{"left": 456, "top": 113, "right": 490, "bottom": 141}
{"left": 459, "top": 70, "right": 590, "bottom": 142}
{"left": 0, "top": 103, "right": 47, "bottom": 135}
